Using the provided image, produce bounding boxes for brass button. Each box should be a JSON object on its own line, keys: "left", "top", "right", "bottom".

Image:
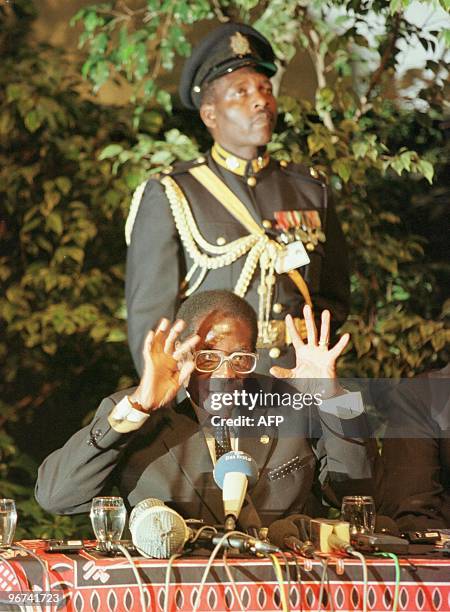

{"left": 260, "top": 434, "right": 270, "bottom": 445}
{"left": 269, "top": 347, "right": 280, "bottom": 359}
{"left": 272, "top": 302, "right": 283, "bottom": 314}
{"left": 306, "top": 243, "right": 315, "bottom": 252}
{"left": 279, "top": 159, "right": 288, "bottom": 168}
{"left": 310, "top": 167, "right": 320, "bottom": 179}
{"left": 216, "top": 236, "right": 226, "bottom": 246}
{"left": 196, "top": 156, "right": 206, "bottom": 163}
{"left": 247, "top": 176, "right": 257, "bottom": 187}
{"left": 262, "top": 219, "right": 272, "bottom": 230}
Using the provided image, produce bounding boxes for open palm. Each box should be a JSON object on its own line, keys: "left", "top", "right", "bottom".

{"left": 128, "top": 319, "right": 199, "bottom": 412}
{"left": 270, "top": 305, "right": 350, "bottom": 381}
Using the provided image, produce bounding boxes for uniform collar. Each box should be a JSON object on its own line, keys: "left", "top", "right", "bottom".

{"left": 212, "top": 142, "right": 270, "bottom": 177}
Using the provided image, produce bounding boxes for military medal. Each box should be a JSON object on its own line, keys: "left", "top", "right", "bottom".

{"left": 274, "top": 210, "right": 325, "bottom": 251}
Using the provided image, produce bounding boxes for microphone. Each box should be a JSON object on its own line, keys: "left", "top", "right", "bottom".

{"left": 267, "top": 518, "right": 315, "bottom": 558}
{"left": 129, "top": 498, "right": 277, "bottom": 558}
{"left": 213, "top": 451, "right": 259, "bottom": 530}
{"left": 193, "top": 531, "right": 279, "bottom": 555}
{"left": 129, "top": 498, "right": 190, "bottom": 558}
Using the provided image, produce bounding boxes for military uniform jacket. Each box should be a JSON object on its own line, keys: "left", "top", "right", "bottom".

{"left": 126, "top": 151, "right": 350, "bottom": 373}
{"left": 35, "top": 387, "right": 379, "bottom": 528}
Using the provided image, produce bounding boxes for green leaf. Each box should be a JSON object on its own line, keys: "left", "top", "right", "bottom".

{"left": 416, "top": 159, "right": 434, "bottom": 184}
{"left": 99, "top": 144, "right": 124, "bottom": 160}
{"left": 45, "top": 212, "right": 63, "bottom": 236}
{"left": 307, "top": 133, "right": 325, "bottom": 155}
{"left": 106, "top": 329, "right": 127, "bottom": 342}
{"left": 332, "top": 159, "right": 351, "bottom": 183}
{"left": 55, "top": 177, "right": 72, "bottom": 195}
{"left": 24, "top": 110, "right": 43, "bottom": 133}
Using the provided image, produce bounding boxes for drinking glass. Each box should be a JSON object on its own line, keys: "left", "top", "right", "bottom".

{"left": 90, "top": 497, "right": 126, "bottom": 551}
{"left": 341, "top": 495, "right": 376, "bottom": 535}
{"left": 0, "top": 499, "right": 17, "bottom": 547}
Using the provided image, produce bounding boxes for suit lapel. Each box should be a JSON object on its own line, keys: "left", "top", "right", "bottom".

{"left": 161, "top": 400, "right": 224, "bottom": 524}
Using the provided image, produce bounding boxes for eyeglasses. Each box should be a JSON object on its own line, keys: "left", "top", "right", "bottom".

{"left": 193, "top": 350, "right": 258, "bottom": 374}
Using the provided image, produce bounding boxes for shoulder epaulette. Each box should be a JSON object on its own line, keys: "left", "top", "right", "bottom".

{"left": 160, "top": 156, "right": 207, "bottom": 178}
{"left": 125, "top": 157, "right": 208, "bottom": 245}
{"left": 277, "top": 159, "right": 327, "bottom": 186}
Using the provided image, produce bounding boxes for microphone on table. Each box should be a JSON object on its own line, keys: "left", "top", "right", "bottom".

{"left": 129, "top": 497, "right": 278, "bottom": 558}
{"left": 267, "top": 517, "right": 315, "bottom": 558}
{"left": 192, "top": 531, "right": 279, "bottom": 555}
{"left": 213, "top": 451, "right": 259, "bottom": 531}
{"left": 129, "top": 498, "right": 190, "bottom": 558}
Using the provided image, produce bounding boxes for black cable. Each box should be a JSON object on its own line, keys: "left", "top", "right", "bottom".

{"left": 286, "top": 551, "right": 303, "bottom": 612}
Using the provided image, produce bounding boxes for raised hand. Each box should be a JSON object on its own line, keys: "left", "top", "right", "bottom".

{"left": 128, "top": 318, "right": 200, "bottom": 412}
{"left": 269, "top": 304, "right": 349, "bottom": 382}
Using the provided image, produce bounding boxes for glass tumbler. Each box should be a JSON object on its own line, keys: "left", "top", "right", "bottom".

{"left": 341, "top": 495, "right": 376, "bottom": 535}
{"left": 0, "top": 499, "right": 17, "bottom": 547}
{"left": 90, "top": 496, "right": 126, "bottom": 552}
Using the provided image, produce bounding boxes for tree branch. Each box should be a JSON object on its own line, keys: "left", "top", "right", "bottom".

{"left": 308, "top": 28, "right": 335, "bottom": 132}
{"left": 356, "top": 13, "right": 402, "bottom": 119}
{"left": 212, "top": 0, "right": 230, "bottom": 23}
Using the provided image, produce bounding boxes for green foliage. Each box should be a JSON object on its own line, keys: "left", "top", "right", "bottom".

{"left": 0, "top": 41, "right": 140, "bottom": 539}
{"left": 72, "top": 0, "right": 214, "bottom": 124}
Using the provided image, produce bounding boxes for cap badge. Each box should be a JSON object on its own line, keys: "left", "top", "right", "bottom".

{"left": 230, "top": 32, "right": 251, "bottom": 56}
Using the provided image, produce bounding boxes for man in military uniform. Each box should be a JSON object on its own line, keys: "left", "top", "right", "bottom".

{"left": 126, "top": 22, "right": 349, "bottom": 375}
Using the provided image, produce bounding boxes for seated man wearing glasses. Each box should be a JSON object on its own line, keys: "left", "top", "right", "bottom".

{"left": 36, "top": 290, "right": 378, "bottom": 529}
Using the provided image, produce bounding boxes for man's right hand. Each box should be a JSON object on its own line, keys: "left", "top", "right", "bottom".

{"left": 128, "top": 318, "right": 200, "bottom": 412}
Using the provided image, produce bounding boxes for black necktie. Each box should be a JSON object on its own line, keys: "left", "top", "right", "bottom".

{"left": 214, "top": 425, "right": 232, "bottom": 459}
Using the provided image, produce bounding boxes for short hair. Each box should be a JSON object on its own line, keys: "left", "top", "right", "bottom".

{"left": 176, "top": 290, "right": 258, "bottom": 349}
{"left": 199, "top": 78, "right": 218, "bottom": 107}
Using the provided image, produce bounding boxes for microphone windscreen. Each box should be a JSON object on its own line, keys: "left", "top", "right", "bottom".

{"left": 213, "top": 451, "right": 259, "bottom": 489}
{"left": 129, "top": 497, "right": 165, "bottom": 527}
{"left": 129, "top": 498, "right": 190, "bottom": 559}
{"left": 267, "top": 519, "right": 299, "bottom": 548}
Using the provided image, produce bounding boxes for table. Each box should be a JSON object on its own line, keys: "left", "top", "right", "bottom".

{"left": 0, "top": 540, "right": 449, "bottom": 611}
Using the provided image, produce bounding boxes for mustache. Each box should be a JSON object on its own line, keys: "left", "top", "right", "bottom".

{"left": 252, "top": 109, "right": 275, "bottom": 124}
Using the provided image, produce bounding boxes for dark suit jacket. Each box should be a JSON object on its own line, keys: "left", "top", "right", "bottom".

{"left": 125, "top": 153, "right": 349, "bottom": 374}
{"left": 35, "top": 387, "right": 378, "bottom": 530}
{"left": 377, "top": 368, "right": 450, "bottom": 530}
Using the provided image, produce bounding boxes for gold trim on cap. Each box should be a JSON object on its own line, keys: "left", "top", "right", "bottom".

{"left": 230, "top": 32, "right": 251, "bottom": 56}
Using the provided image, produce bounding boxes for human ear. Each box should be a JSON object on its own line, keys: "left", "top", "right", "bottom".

{"left": 200, "top": 103, "right": 217, "bottom": 130}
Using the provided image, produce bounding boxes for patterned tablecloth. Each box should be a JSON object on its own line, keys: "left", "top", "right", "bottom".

{"left": 0, "top": 540, "right": 449, "bottom": 611}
